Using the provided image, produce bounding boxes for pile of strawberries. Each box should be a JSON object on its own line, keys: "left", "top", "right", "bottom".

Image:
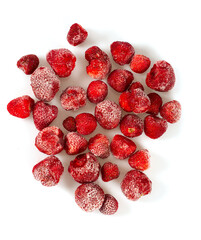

{"left": 7, "top": 23, "right": 181, "bottom": 215}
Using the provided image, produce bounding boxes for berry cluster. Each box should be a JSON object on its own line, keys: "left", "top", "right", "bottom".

{"left": 7, "top": 23, "right": 181, "bottom": 215}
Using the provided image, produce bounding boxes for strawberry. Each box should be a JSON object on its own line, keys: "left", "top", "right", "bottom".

{"left": 144, "top": 115, "right": 168, "bottom": 139}
{"left": 7, "top": 95, "right": 34, "bottom": 119}
{"left": 17, "top": 54, "right": 39, "bottom": 75}
{"left": 33, "top": 101, "right": 58, "bottom": 130}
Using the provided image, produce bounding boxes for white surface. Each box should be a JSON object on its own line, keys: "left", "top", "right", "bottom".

{"left": 1, "top": 0, "right": 201, "bottom": 239}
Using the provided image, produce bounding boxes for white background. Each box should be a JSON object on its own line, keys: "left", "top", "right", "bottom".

{"left": 1, "top": 0, "right": 201, "bottom": 239}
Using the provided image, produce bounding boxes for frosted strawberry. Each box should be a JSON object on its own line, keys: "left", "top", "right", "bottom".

{"left": 46, "top": 48, "right": 76, "bottom": 77}
{"left": 85, "top": 46, "right": 111, "bottom": 80}
{"left": 68, "top": 153, "right": 100, "bottom": 183}
{"left": 121, "top": 170, "right": 152, "bottom": 201}
{"left": 110, "top": 41, "right": 135, "bottom": 65}
{"left": 160, "top": 100, "right": 181, "bottom": 123}
{"left": 30, "top": 66, "right": 60, "bottom": 102}
{"left": 128, "top": 149, "right": 150, "bottom": 171}
{"left": 35, "top": 126, "right": 64, "bottom": 155}
{"left": 99, "top": 194, "right": 118, "bottom": 215}
{"left": 130, "top": 89, "right": 151, "bottom": 113}
{"left": 67, "top": 23, "right": 88, "bottom": 46}
{"left": 88, "top": 134, "right": 110, "bottom": 159}
{"left": 33, "top": 101, "right": 58, "bottom": 130}
{"left": 95, "top": 100, "right": 121, "bottom": 130}
{"left": 101, "top": 162, "right": 120, "bottom": 182}
{"left": 64, "top": 132, "right": 88, "bottom": 155}
{"left": 32, "top": 156, "right": 64, "bottom": 187}
{"left": 75, "top": 183, "right": 105, "bottom": 212}
{"left": 130, "top": 54, "right": 151, "bottom": 73}
{"left": 87, "top": 80, "right": 108, "bottom": 104}
{"left": 146, "top": 60, "right": 175, "bottom": 92}
{"left": 60, "top": 86, "right": 86, "bottom": 111}
{"left": 75, "top": 113, "right": 97, "bottom": 135}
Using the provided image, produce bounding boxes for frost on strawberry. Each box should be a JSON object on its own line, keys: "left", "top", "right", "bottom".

{"left": 46, "top": 48, "right": 76, "bottom": 77}
{"left": 85, "top": 46, "right": 111, "bottom": 80}
{"left": 35, "top": 126, "right": 64, "bottom": 155}
{"left": 121, "top": 170, "right": 152, "bottom": 201}
{"left": 75, "top": 183, "right": 105, "bottom": 212}
{"left": 68, "top": 152, "right": 100, "bottom": 183}
{"left": 60, "top": 86, "right": 86, "bottom": 111}
{"left": 30, "top": 67, "right": 60, "bottom": 102}
{"left": 67, "top": 23, "right": 88, "bottom": 46}
{"left": 95, "top": 100, "right": 121, "bottom": 130}
{"left": 33, "top": 101, "right": 58, "bottom": 130}
{"left": 64, "top": 132, "right": 88, "bottom": 155}
{"left": 32, "top": 156, "right": 64, "bottom": 187}
{"left": 146, "top": 60, "right": 175, "bottom": 92}
{"left": 99, "top": 194, "right": 118, "bottom": 215}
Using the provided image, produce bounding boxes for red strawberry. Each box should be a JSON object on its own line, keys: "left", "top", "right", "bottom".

{"left": 101, "top": 162, "right": 120, "bottom": 182}
{"left": 67, "top": 23, "right": 88, "bottom": 46}
{"left": 33, "top": 101, "right": 58, "bottom": 130}
{"left": 17, "top": 54, "right": 39, "bottom": 75}
{"left": 7, "top": 95, "right": 34, "bottom": 118}
{"left": 144, "top": 115, "right": 168, "bottom": 139}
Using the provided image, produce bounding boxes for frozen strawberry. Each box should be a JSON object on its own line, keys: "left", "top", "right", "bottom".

{"left": 95, "top": 100, "right": 122, "bottom": 130}
{"left": 64, "top": 132, "right": 88, "bottom": 155}
{"left": 30, "top": 66, "right": 60, "bottom": 102}
{"left": 60, "top": 86, "right": 86, "bottom": 111}
{"left": 99, "top": 194, "right": 118, "bottom": 215}
{"left": 130, "top": 54, "right": 151, "bottom": 73}
{"left": 75, "top": 113, "right": 97, "bottom": 135}
{"left": 130, "top": 88, "right": 151, "bottom": 113}
{"left": 75, "top": 183, "right": 105, "bottom": 212}
{"left": 67, "top": 23, "right": 88, "bottom": 46}
{"left": 87, "top": 80, "right": 108, "bottom": 104}
{"left": 101, "top": 162, "right": 120, "bottom": 182}
{"left": 107, "top": 69, "right": 134, "bottom": 92}
{"left": 119, "top": 91, "right": 133, "bottom": 112}
{"left": 63, "top": 116, "right": 77, "bottom": 132}
{"left": 17, "top": 54, "right": 39, "bottom": 75}
{"left": 85, "top": 46, "right": 111, "bottom": 80}
{"left": 128, "top": 81, "right": 144, "bottom": 91}
{"left": 144, "top": 115, "right": 168, "bottom": 139}
{"left": 33, "top": 101, "right": 58, "bottom": 130}
{"left": 121, "top": 170, "right": 152, "bottom": 201}
{"left": 110, "top": 134, "right": 136, "bottom": 160}
{"left": 46, "top": 48, "right": 76, "bottom": 77}
{"left": 86, "top": 58, "right": 111, "bottom": 80}
{"left": 128, "top": 149, "right": 150, "bottom": 171}
{"left": 146, "top": 60, "right": 175, "bottom": 92}
{"left": 147, "top": 93, "right": 162, "bottom": 115}
{"left": 7, "top": 95, "right": 34, "bottom": 119}
{"left": 160, "top": 100, "right": 181, "bottom": 124}
{"left": 68, "top": 152, "right": 100, "bottom": 183}
{"left": 35, "top": 126, "right": 64, "bottom": 155}
{"left": 32, "top": 156, "right": 64, "bottom": 187}
{"left": 120, "top": 114, "right": 143, "bottom": 138}
{"left": 88, "top": 134, "right": 110, "bottom": 159}
{"left": 110, "top": 41, "right": 135, "bottom": 65}
{"left": 85, "top": 46, "right": 109, "bottom": 62}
